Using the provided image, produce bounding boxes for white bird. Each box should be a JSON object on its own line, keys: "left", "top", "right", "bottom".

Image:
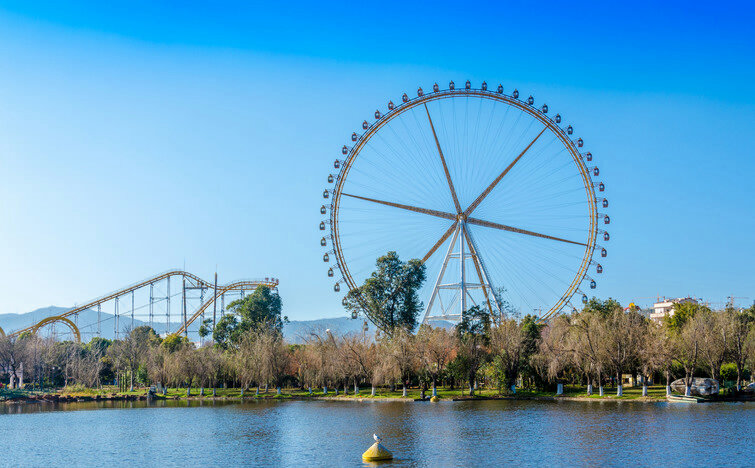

{"left": 373, "top": 434, "right": 381, "bottom": 443}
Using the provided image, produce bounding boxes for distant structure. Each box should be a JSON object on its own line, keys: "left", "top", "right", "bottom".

{"left": 649, "top": 297, "right": 698, "bottom": 322}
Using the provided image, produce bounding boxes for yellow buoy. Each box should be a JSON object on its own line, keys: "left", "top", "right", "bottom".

{"left": 430, "top": 395, "right": 439, "bottom": 402}
{"left": 362, "top": 441, "right": 393, "bottom": 461}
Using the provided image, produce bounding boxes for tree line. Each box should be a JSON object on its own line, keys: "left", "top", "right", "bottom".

{"left": 1, "top": 253, "right": 754, "bottom": 397}
{"left": 2, "top": 294, "right": 753, "bottom": 397}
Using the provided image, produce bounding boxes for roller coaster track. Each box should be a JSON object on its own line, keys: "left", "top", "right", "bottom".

{"left": 173, "top": 280, "right": 269, "bottom": 336}
{"left": 8, "top": 270, "right": 278, "bottom": 339}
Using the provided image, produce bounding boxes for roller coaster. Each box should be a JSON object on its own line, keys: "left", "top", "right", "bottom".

{"left": 5, "top": 269, "right": 278, "bottom": 343}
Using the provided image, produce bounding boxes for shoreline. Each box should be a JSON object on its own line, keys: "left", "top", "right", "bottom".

{"left": 3, "top": 391, "right": 753, "bottom": 405}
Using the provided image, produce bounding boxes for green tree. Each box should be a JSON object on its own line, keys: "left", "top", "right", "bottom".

{"left": 454, "top": 306, "right": 491, "bottom": 395}
{"left": 665, "top": 301, "right": 709, "bottom": 332}
{"left": 108, "top": 326, "right": 160, "bottom": 391}
{"left": 518, "top": 315, "right": 544, "bottom": 388}
{"left": 344, "top": 251, "right": 426, "bottom": 335}
{"left": 161, "top": 334, "right": 190, "bottom": 353}
{"left": 582, "top": 297, "right": 622, "bottom": 318}
{"left": 212, "top": 285, "right": 286, "bottom": 348}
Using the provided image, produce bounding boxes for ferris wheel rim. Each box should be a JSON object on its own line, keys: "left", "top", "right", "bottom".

{"left": 326, "top": 85, "right": 601, "bottom": 321}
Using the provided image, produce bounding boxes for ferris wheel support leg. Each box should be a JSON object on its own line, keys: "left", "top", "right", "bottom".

{"left": 422, "top": 225, "right": 461, "bottom": 324}
{"left": 465, "top": 226, "right": 504, "bottom": 321}
{"left": 460, "top": 223, "right": 467, "bottom": 317}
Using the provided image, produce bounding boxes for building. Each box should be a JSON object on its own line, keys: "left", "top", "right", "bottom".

{"left": 649, "top": 297, "right": 698, "bottom": 322}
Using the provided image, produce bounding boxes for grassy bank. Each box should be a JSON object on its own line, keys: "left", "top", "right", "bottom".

{"left": 1, "top": 384, "right": 681, "bottom": 402}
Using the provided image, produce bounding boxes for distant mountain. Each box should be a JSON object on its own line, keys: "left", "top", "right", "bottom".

{"left": 0, "top": 307, "right": 456, "bottom": 343}
{"left": 0, "top": 306, "right": 183, "bottom": 340}
{"left": 283, "top": 317, "right": 372, "bottom": 343}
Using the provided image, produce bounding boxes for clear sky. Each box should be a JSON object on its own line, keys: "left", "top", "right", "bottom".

{"left": 1, "top": 1, "right": 754, "bottom": 320}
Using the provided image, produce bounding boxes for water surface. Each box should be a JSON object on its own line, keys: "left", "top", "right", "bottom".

{"left": 1, "top": 399, "right": 752, "bottom": 467}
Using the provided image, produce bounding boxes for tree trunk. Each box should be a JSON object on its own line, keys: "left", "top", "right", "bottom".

{"left": 200, "top": 387, "right": 204, "bottom": 396}
{"left": 354, "top": 381, "right": 359, "bottom": 395}
{"left": 277, "top": 387, "right": 281, "bottom": 395}
{"left": 212, "top": 387, "right": 216, "bottom": 397}
{"left": 556, "top": 383, "right": 563, "bottom": 395}
{"left": 371, "top": 385, "right": 376, "bottom": 396}
{"left": 323, "top": 386, "right": 327, "bottom": 395}
{"left": 186, "top": 386, "right": 191, "bottom": 397}
{"left": 432, "top": 378, "right": 437, "bottom": 397}
{"left": 130, "top": 370, "right": 134, "bottom": 392}
{"left": 402, "top": 383, "right": 407, "bottom": 397}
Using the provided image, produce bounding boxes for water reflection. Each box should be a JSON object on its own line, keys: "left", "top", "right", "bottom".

{"left": 0, "top": 399, "right": 752, "bottom": 467}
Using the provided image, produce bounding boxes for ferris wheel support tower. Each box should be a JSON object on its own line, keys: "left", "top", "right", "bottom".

{"left": 423, "top": 220, "right": 503, "bottom": 324}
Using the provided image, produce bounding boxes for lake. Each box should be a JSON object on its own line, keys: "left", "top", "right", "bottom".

{"left": 1, "top": 399, "right": 752, "bottom": 467}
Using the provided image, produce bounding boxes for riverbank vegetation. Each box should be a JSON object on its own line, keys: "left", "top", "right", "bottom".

{"left": 2, "top": 278, "right": 754, "bottom": 401}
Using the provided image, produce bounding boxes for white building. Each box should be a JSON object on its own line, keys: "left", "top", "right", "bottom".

{"left": 649, "top": 297, "right": 698, "bottom": 322}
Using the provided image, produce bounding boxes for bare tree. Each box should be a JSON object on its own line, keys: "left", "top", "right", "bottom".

{"left": 672, "top": 313, "right": 707, "bottom": 396}
{"left": 597, "top": 309, "right": 645, "bottom": 396}
{"left": 570, "top": 310, "right": 606, "bottom": 395}
{"left": 235, "top": 333, "right": 260, "bottom": 395}
{"left": 341, "top": 333, "right": 378, "bottom": 395}
{"left": 382, "top": 329, "right": 416, "bottom": 397}
{"left": 255, "top": 327, "right": 290, "bottom": 394}
{"left": 533, "top": 315, "right": 571, "bottom": 394}
{"left": 489, "top": 319, "right": 527, "bottom": 394}
{"left": 698, "top": 309, "right": 731, "bottom": 384}
{"left": 415, "top": 325, "right": 455, "bottom": 397}
{"left": 724, "top": 307, "right": 753, "bottom": 390}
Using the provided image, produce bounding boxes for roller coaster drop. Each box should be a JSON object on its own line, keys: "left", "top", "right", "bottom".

{"left": 6, "top": 270, "right": 279, "bottom": 343}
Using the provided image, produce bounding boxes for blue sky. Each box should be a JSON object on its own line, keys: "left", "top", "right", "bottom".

{"left": 0, "top": 1, "right": 754, "bottom": 320}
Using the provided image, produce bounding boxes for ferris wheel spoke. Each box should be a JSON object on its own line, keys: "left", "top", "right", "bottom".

{"left": 341, "top": 192, "right": 456, "bottom": 222}
{"left": 463, "top": 126, "right": 548, "bottom": 217}
{"left": 422, "top": 221, "right": 458, "bottom": 263}
{"left": 424, "top": 103, "right": 462, "bottom": 214}
{"left": 466, "top": 216, "right": 587, "bottom": 246}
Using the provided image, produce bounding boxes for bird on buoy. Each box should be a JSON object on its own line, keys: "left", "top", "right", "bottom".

{"left": 362, "top": 434, "right": 393, "bottom": 461}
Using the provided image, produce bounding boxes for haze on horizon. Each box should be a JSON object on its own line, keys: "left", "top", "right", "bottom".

{"left": 0, "top": 1, "right": 753, "bottom": 320}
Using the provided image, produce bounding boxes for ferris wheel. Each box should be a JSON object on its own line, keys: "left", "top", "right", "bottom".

{"left": 320, "top": 81, "right": 609, "bottom": 324}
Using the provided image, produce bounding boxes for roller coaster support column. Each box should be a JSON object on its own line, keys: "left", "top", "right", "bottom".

{"left": 199, "top": 287, "right": 205, "bottom": 344}
{"left": 221, "top": 293, "right": 225, "bottom": 317}
{"left": 131, "top": 291, "right": 135, "bottom": 329}
{"left": 97, "top": 304, "right": 101, "bottom": 337}
{"left": 213, "top": 272, "right": 218, "bottom": 332}
{"left": 149, "top": 283, "right": 154, "bottom": 329}
{"left": 114, "top": 296, "right": 119, "bottom": 340}
{"left": 166, "top": 277, "right": 171, "bottom": 334}
{"left": 182, "top": 276, "right": 188, "bottom": 338}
